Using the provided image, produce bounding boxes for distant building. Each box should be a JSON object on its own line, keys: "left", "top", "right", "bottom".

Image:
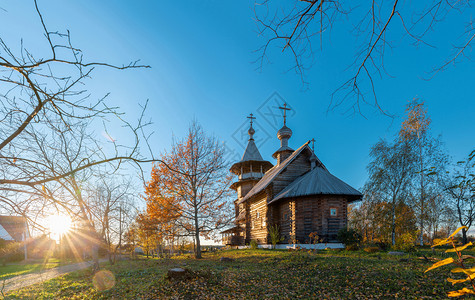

{"left": 0, "top": 215, "right": 29, "bottom": 242}
{"left": 223, "top": 110, "right": 362, "bottom": 246}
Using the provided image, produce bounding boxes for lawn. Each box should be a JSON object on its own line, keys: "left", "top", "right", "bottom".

{"left": 0, "top": 258, "right": 66, "bottom": 280}
{"left": 4, "top": 249, "right": 466, "bottom": 299}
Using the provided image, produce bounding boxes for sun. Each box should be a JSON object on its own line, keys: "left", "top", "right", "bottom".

{"left": 47, "top": 214, "right": 72, "bottom": 240}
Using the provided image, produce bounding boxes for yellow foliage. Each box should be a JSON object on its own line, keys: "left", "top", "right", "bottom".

{"left": 432, "top": 226, "right": 468, "bottom": 247}
{"left": 451, "top": 267, "right": 475, "bottom": 275}
{"left": 425, "top": 257, "right": 454, "bottom": 273}
{"left": 446, "top": 242, "right": 473, "bottom": 253}
{"left": 427, "top": 226, "right": 475, "bottom": 297}
{"left": 448, "top": 226, "right": 468, "bottom": 239}
{"left": 447, "top": 288, "right": 475, "bottom": 297}
{"left": 447, "top": 273, "right": 475, "bottom": 285}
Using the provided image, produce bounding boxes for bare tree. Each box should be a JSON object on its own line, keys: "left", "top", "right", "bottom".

{"left": 89, "top": 177, "right": 137, "bottom": 264}
{"left": 0, "top": 1, "right": 183, "bottom": 240}
{"left": 144, "top": 121, "right": 233, "bottom": 259}
{"left": 254, "top": 1, "right": 473, "bottom": 114}
{"left": 443, "top": 159, "right": 475, "bottom": 244}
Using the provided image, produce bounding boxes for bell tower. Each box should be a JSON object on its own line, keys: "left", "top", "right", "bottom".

{"left": 230, "top": 114, "right": 273, "bottom": 199}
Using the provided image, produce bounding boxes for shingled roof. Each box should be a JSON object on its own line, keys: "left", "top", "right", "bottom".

{"left": 241, "top": 138, "right": 264, "bottom": 161}
{"left": 229, "top": 133, "right": 273, "bottom": 174}
{"left": 268, "top": 166, "right": 363, "bottom": 204}
{"left": 238, "top": 142, "right": 326, "bottom": 204}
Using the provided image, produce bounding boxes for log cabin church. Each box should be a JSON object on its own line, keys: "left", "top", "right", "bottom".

{"left": 223, "top": 106, "right": 362, "bottom": 246}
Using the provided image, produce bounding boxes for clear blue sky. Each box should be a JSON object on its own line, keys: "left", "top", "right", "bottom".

{"left": 2, "top": 1, "right": 474, "bottom": 191}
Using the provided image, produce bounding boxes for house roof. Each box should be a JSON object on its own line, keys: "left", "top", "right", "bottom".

{"left": 0, "top": 216, "right": 27, "bottom": 241}
{"left": 268, "top": 166, "right": 363, "bottom": 204}
{"left": 238, "top": 141, "right": 326, "bottom": 204}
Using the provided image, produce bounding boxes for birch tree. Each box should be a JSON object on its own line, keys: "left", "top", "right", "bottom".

{"left": 365, "top": 139, "right": 416, "bottom": 245}
{"left": 400, "top": 99, "right": 447, "bottom": 245}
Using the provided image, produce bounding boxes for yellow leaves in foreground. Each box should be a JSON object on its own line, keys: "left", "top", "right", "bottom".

{"left": 431, "top": 226, "right": 468, "bottom": 247}
{"left": 427, "top": 226, "right": 475, "bottom": 297}
{"left": 446, "top": 242, "right": 473, "bottom": 253}
{"left": 447, "top": 273, "right": 475, "bottom": 285}
{"left": 447, "top": 288, "right": 475, "bottom": 297}
{"left": 425, "top": 258, "right": 454, "bottom": 273}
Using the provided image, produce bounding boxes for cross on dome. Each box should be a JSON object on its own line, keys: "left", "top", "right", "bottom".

{"left": 247, "top": 113, "right": 256, "bottom": 127}
{"left": 278, "top": 103, "right": 291, "bottom": 126}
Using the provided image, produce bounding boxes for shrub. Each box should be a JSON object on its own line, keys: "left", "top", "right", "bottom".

{"left": 250, "top": 240, "right": 258, "bottom": 250}
{"left": 337, "top": 228, "right": 362, "bottom": 246}
{"left": 269, "top": 225, "right": 284, "bottom": 249}
{"left": 0, "top": 241, "right": 24, "bottom": 264}
{"left": 363, "top": 246, "right": 379, "bottom": 253}
{"left": 309, "top": 232, "right": 320, "bottom": 244}
{"left": 345, "top": 244, "right": 359, "bottom": 251}
{"left": 394, "top": 232, "right": 417, "bottom": 252}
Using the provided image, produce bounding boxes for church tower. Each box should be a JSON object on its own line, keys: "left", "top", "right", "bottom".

{"left": 230, "top": 114, "right": 273, "bottom": 199}
{"left": 272, "top": 103, "right": 294, "bottom": 164}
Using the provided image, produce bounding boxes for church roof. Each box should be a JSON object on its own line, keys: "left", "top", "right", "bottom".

{"left": 241, "top": 139, "right": 264, "bottom": 161}
{"left": 238, "top": 141, "right": 325, "bottom": 204}
{"left": 229, "top": 137, "right": 273, "bottom": 174}
{"left": 268, "top": 166, "right": 363, "bottom": 204}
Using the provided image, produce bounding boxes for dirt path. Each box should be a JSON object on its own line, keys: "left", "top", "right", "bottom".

{"left": 2, "top": 259, "right": 108, "bottom": 294}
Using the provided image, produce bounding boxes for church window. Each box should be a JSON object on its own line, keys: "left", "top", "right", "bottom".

{"left": 256, "top": 212, "right": 260, "bottom": 218}
{"left": 330, "top": 208, "right": 337, "bottom": 216}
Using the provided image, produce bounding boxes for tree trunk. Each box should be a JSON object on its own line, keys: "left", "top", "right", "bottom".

{"left": 92, "top": 244, "right": 99, "bottom": 273}
{"left": 108, "top": 251, "right": 113, "bottom": 265}
{"left": 391, "top": 197, "right": 396, "bottom": 246}
{"left": 419, "top": 137, "right": 425, "bottom": 246}
{"left": 462, "top": 228, "right": 468, "bottom": 245}
{"left": 194, "top": 204, "right": 202, "bottom": 259}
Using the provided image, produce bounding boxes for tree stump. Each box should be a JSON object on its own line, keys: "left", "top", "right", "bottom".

{"left": 167, "top": 268, "right": 187, "bottom": 279}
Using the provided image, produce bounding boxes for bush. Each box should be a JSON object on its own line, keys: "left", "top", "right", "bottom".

{"left": 269, "top": 225, "right": 284, "bottom": 249}
{"left": 250, "top": 240, "right": 258, "bottom": 250}
{"left": 337, "top": 228, "right": 362, "bottom": 246}
{"left": 394, "top": 232, "right": 416, "bottom": 252}
{"left": 0, "top": 241, "right": 24, "bottom": 264}
{"left": 363, "top": 246, "right": 379, "bottom": 253}
{"left": 345, "top": 244, "right": 359, "bottom": 251}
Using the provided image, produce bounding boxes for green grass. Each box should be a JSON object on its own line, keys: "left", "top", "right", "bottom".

{"left": 4, "top": 249, "right": 468, "bottom": 299}
{"left": 0, "top": 258, "right": 79, "bottom": 280}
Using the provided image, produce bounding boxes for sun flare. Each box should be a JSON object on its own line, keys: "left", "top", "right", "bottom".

{"left": 47, "top": 214, "right": 72, "bottom": 240}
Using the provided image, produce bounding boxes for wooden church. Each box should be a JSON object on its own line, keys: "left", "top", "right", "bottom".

{"left": 222, "top": 107, "right": 362, "bottom": 246}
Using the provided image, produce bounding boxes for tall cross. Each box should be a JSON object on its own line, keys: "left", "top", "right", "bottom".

{"left": 310, "top": 138, "right": 316, "bottom": 152}
{"left": 278, "top": 103, "right": 291, "bottom": 126}
{"left": 247, "top": 113, "right": 256, "bottom": 127}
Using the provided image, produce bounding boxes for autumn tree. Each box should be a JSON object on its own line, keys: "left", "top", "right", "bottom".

{"left": 400, "top": 99, "right": 447, "bottom": 245}
{"left": 254, "top": 1, "right": 474, "bottom": 113}
{"left": 135, "top": 213, "right": 160, "bottom": 258}
{"left": 365, "top": 138, "right": 416, "bottom": 245}
{"left": 144, "top": 121, "right": 233, "bottom": 259}
{"left": 349, "top": 198, "right": 417, "bottom": 245}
